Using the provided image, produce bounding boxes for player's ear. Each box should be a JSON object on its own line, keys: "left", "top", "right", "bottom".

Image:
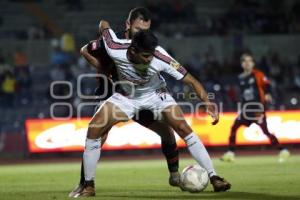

{"left": 125, "top": 20, "right": 130, "bottom": 31}
{"left": 129, "top": 46, "right": 136, "bottom": 53}
{"left": 128, "top": 46, "right": 136, "bottom": 56}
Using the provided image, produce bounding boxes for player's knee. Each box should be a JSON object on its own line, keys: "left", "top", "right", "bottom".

{"left": 87, "top": 126, "right": 102, "bottom": 139}
{"left": 174, "top": 121, "right": 192, "bottom": 138}
{"left": 87, "top": 120, "right": 107, "bottom": 139}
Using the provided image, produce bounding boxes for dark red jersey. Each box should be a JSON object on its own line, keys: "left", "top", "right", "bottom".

{"left": 239, "top": 69, "right": 271, "bottom": 105}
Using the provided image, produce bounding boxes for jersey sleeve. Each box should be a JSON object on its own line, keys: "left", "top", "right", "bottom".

{"left": 154, "top": 46, "right": 188, "bottom": 80}
{"left": 254, "top": 69, "right": 271, "bottom": 94}
{"left": 262, "top": 73, "right": 271, "bottom": 94}
{"left": 101, "top": 28, "right": 131, "bottom": 58}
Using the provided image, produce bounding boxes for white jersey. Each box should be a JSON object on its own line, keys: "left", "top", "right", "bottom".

{"left": 102, "top": 28, "right": 187, "bottom": 98}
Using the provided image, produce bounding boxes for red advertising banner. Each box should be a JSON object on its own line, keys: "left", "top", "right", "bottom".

{"left": 25, "top": 111, "right": 300, "bottom": 153}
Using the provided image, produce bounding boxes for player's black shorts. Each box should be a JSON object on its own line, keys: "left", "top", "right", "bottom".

{"left": 132, "top": 109, "right": 155, "bottom": 127}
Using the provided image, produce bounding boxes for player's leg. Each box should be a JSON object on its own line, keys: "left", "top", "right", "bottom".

{"left": 221, "top": 115, "right": 247, "bottom": 162}
{"left": 162, "top": 104, "right": 231, "bottom": 192}
{"left": 77, "top": 97, "right": 131, "bottom": 197}
{"left": 70, "top": 131, "right": 111, "bottom": 197}
{"left": 146, "top": 121, "right": 180, "bottom": 186}
{"left": 134, "top": 109, "right": 180, "bottom": 187}
{"left": 70, "top": 107, "right": 111, "bottom": 197}
{"left": 257, "top": 112, "right": 280, "bottom": 147}
{"left": 256, "top": 113, "right": 290, "bottom": 162}
{"left": 80, "top": 132, "right": 109, "bottom": 183}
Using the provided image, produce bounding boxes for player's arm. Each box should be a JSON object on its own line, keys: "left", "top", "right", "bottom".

{"left": 255, "top": 70, "right": 273, "bottom": 103}
{"left": 182, "top": 74, "right": 219, "bottom": 125}
{"left": 80, "top": 44, "right": 101, "bottom": 69}
{"left": 263, "top": 75, "right": 272, "bottom": 103}
{"left": 155, "top": 46, "right": 219, "bottom": 125}
{"left": 100, "top": 20, "right": 131, "bottom": 59}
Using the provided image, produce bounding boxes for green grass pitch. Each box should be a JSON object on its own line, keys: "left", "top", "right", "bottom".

{"left": 0, "top": 155, "right": 300, "bottom": 200}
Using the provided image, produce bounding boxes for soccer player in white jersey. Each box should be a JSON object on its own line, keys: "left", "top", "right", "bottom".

{"left": 69, "top": 8, "right": 183, "bottom": 197}
{"left": 77, "top": 20, "right": 231, "bottom": 197}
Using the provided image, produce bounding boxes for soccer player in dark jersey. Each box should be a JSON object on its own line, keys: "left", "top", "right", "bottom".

{"left": 69, "top": 8, "right": 181, "bottom": 198}
{"left": 221, "top": 53, "right": 290, "bottom": 162}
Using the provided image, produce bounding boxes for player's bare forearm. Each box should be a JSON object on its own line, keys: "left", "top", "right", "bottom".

{"left": 80, "top": 44, "right": 101, "bottom": 69}
{"left": 182, "top": 73, "right": 219, "bottom": 125}
{"left": 99, "top": 20, "right": 110, "bottom": 34}
{"left": 182, "top": 73, "right": 210, "bottom": 103}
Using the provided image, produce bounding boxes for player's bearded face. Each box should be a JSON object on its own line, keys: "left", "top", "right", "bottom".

{"left": 127, "top": 18, "right": 151, "bottom": 39}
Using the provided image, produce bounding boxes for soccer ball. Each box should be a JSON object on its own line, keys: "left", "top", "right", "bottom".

{"left": 180, "top": 164, "right": 209, "bottom": 192}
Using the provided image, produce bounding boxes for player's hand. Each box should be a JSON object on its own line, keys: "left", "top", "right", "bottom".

{"left": 265, "top": 94, "right": 272, "bottom": 103}
{"left": 206, "top": 103, "right": 219, "bottom": 125}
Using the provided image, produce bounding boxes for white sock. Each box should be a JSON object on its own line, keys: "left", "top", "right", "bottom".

{"left": 83, "top": 138, "right": 101, "bottom": 181}
{"left": 184, "top": 132, "right": 217, "bottom": 177}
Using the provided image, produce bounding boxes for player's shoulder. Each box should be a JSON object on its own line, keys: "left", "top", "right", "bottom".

{"left": 155, "top": 46, "right": 169, "bottom": 55}
{"left": 153, "top": 46, "right": 173, "bottom": 63}
{"left": 252, "top": 68, "right": 266, "bottom": 78}
{"left": 103, "top": 31, "right": 130, "bottom": 52}
{"left": 103, "top": 28, "right": 131, "bottom": 43}
{"left": 252, "top": 68, "right": 264, "bottom": 74}
{"left": 115, "top": 31, "right": 126, "bottom": 39}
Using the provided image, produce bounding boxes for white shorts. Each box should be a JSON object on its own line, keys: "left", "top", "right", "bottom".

{"left": 105, "top": 92, "right": 177, "bottom": 119}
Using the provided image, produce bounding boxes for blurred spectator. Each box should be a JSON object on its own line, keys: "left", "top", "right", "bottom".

{"left": 15, "top": 66, "right": 32, "bottom": 105}
{"left": 13, "top": 50, "right": 31, "bottom": 103}
{"left": 61, "top": 33, "right": 76, "bottom": 53}
{"left": 51, "top": 46, "right": 72, "bottom": 66}
{"left": 1, "top": 70, "right": 17, "bottom": 107}
{"left": 14, "top": 50, "right": 29, "bottom": 69}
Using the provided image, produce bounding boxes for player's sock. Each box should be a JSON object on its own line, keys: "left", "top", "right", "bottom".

{"left": 83, "top": 138, "right": 101, "bottom": 182}
{"left": 161, "top": 142, "right": 179, "bottom": 173}
{"left": 184, "top": 132, "right": 217, "bottom": 177}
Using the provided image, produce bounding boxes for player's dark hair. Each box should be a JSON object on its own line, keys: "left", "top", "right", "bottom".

{"left": 131, "top": 30, "right": 158, "bottom": 53}
{"left": 240, "top": 53, "right": 254, "bottom": 62}
{"left": 127, "top": 7, "right": 151, "bottom": 23}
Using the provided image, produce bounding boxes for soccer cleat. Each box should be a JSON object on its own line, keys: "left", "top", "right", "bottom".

{"left": 169, "top": 172, "right": 181, "bottom": 187}
{"left": 220, "top": 151, "right": 235, "bottom": 162}
{"left": 210, "top": 176, "right": 231, "bottom": 192}
{"left": 74, "top": 185, "right": 95, "bottom": 198}
{"left": 68, "top": 183, "right": 84, "bottom": 198}
{"left": 278, "top": 149, "right": 290, "bottom": 163}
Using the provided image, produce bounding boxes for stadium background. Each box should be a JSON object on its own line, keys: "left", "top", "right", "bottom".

{"left": 0, "top": 0, "right": 300, "bottom": 158}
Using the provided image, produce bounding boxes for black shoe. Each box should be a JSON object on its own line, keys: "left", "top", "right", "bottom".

{"left": 210, "top": 176, "right": 231, "bottom": 192}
